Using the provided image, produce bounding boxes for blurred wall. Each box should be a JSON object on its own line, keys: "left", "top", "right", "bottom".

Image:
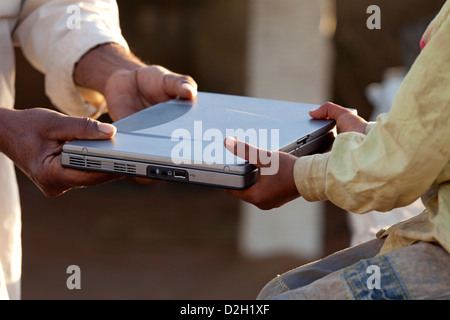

{"left": 238, "top": 0, "right": 335, "bottom": 260}
{"left": 116, "top": 0, "right": 248, "bottom": 96}
{"left": 332, "top": 0, "right": 446, "bottom": 120}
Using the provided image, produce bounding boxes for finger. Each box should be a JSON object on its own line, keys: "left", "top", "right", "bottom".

{"left": 163, "top": 73, "right": 198, "bottom": 100}
{"left": 48, "top": 115, "right": 117, "bottom": 142}
{"left": 309, "top": 102, "right": 351, "bottom": 121}
{"left": 226, "top": 188, "right": 247, "bottom": 198}
{"left": 134, "top": 177, "right": 153, "bottom": 185}
{"left": 38, "top": 156, "right": 123, "bottom": 197}
{"left": 224, "top": 136, "right": 250, "bottom": 160}
{"left": 60, "top": 165, "right": 123, "bottom": 188}
{"left": 224, "top": 136, "right": 272, "bottom": 168}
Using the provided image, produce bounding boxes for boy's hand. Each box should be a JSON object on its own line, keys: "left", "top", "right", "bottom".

{"left": 224, "top": 137, "right": 300, "bottom": 210}
{"left": 74, "top": 43, "right": 197, "bottom": 122}
{"left": 223, "top": 102, "right": 367, "bottom": 210}
{"left": 310, "top": 102, "right": 368, "bottom": 134}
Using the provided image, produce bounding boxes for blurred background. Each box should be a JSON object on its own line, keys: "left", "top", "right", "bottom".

{"left": 14, "top": 0, "right": 445, "bottom": 299}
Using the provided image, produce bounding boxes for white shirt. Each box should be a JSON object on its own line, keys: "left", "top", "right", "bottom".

{"left": 0, "top": 0, "right": 128, "bottom": 299}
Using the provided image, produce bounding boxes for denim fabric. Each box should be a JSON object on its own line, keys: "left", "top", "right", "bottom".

{"left": 341, "top": 255, "right": 412, "bottom": 299}
{"left": 257, "top": 239, "right": 450, "bottom": 300}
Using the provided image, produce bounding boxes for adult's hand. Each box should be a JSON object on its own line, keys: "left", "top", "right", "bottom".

{"left": 104, "top": 65, "right": 197, "bottom": 121}
{"left": 74, "top": 43, "right": 197, "bottom": 122}
{"left": 0, "top": 107, "right": 122, "bottom": 197}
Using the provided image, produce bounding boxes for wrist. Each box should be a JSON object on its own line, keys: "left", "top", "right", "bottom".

{"left": 364, "top": 121, "right": 377, "bottom": 135}
{"left": 0, "top": 107, "right": 17, "bottom": 155}
{"left": 286, "top": 153, "right": 301, "bottom": 198}
{"left": 74, "top": 43, "right": 145, "bottom": 95}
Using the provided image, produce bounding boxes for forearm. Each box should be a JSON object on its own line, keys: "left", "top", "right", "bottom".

{"left": 73, "top": 43, "right": 145, "bottom": 95}
{"left": 296, "top": 105, "right": 449, "bottom": 214}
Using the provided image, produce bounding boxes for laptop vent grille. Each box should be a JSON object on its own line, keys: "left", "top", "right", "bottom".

{"left": 113, "top": 163, "right": 137, "bottom": 174}
{"left": 68, "top": 156, "right": 136, "bottom": 174}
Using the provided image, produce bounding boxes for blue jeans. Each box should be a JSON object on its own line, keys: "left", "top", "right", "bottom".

{"left": 257, "top": 239, "right": 450, "bottom": 300}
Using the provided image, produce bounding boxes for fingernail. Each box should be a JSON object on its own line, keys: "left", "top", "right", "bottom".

{"left": 181, "top": 82, "right": 194, "bottom": 93}
{"left": 225, "top": 136, "right": 236, "bottom": 148}
{"left": 98, "top": 123, "right": 117, "bottom": 136}
{"left": 181, "top": 82, "right": 192, "bottom": 89}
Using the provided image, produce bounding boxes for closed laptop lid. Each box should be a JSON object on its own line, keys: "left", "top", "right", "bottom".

{"left": 63, "top": 92, "right": 334, "bottom": 174}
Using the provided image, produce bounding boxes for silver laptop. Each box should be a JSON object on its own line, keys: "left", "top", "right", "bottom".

{"left": 61, "top": 92, "right": 335, "bottom": 189}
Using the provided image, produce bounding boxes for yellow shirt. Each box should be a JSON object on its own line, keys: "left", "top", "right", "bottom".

{"left": 294, "top": 1, "right": 450, "bottom": 255}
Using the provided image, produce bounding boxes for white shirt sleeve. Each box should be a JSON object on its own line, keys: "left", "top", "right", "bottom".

{"left": 13, "top": 0, "right": 130, "bottom": 118}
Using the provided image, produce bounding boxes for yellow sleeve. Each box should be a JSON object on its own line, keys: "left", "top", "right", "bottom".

{"left": 294, "top": 7, "right": 450, "bottom": 214}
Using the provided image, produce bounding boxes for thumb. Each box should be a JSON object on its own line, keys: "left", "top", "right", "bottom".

{"left": 50, "top": 115, "right": 117, "bottom": 141}
{"left": 163, "top": 73, "right": 198, "bottom": 100}
{"left": 224, "top": 136, "right": 271, "bottom": 168}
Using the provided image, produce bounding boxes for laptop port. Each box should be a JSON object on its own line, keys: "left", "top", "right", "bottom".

{"left": 297, "top": 135, "right": 309, "bottom": 146}
{"left": 147, "top": 166, "right": 188, "bottom": 181}
{"left": 174, "top": 170, "right": 187, "bottom": 179}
